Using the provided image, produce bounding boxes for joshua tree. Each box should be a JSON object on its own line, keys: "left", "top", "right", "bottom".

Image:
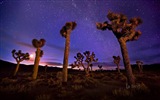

{"left": 11, "top": 49, "right": 30, "bottom": 76}
{"left": 113, "top": 56, "right": 121, "bottom": 73}
{"left": 96, "top": 11, "right": 142, "bottom": 87}
{"left": 70, "top": 51, "right": 98, "bottom": 77}
{"left": 32, "top": 39, "right": 46, "bottom": 80}
{"left": 90, "top": 64, "right": 93, "bottom": 72}
{"left": 44, "top": 65, "right": 48, "bottom": 73}
{"left": 136, "top": 60, "right": 143, "bottom": 73}
{"left": 60, "top": 22, "right": 77, "bottom": 83}
{"left": 98, "top": 65, "right": 103, "bottom": 71}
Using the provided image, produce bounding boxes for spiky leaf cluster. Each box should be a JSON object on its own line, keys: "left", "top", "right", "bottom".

{"left": 74, "top": 52, "right": 84, "bottom": 62}
{"left": 136, "top": 60, "right": 143, "bottom": 65}
{"left": 83, "top": 51, "right": 98, "bottom": 63}
{"left": 98, "top": 65, "right": 103, "bottom": 69}
{"left": 96, "top": 11, "right": 142, "bottom": 42}
{"left": 69, "top": 61, "right": 80, "bottom": 69}
{"left": 113, "top": 56, "right": 121, "bottom": 65}
{"left": 12, "top": 49, "right": 30, "bottom": 62}
{"left": 60, "top": 22, "right": 77, "bottom": 38}
{"left": 71, "top": 52, "right": 84, "bottom": 68}
{"left": 32, "top": 39, "right": 46, "bottom": 48}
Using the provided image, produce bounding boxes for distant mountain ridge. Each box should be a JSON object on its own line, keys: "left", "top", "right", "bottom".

{"left": 0, "top": 59, "right": 160, "bottom": 72}
{"left": 0, "top": 59, "right": 80, "bottom": 73}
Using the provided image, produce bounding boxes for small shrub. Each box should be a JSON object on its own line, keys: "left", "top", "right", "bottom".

{"left": 83, "top": 77, "right": 100, "bottom": 88}
{"left": 47, "top": 78, "right": 62, "bottom": 87}
{"left": 0, "top": 84, "right": 31, "bottom": 93}
{"left": 71, "top": 85, "right": 83, "bottom": 91}
{"left": 56, "top": 71, "right": 63, "bottom": 82}
{"left": 101, "top": 76, "right": 112, "bottom": 83}
{"left": 1, "top": 77, "right": 17, "bottom": 85}
{"left": 73, "top": 77, "right": 83, "bottom": 84}
{"left": 68, "top": 74, "right": 73, "bottom": 80}
{"left": 113, "top": 82, "right": 150, "bottom": 97}
{"left": 36, "top": 94, "right": 51, "bottom": 100}
{"left": 57, "top": 87, "right": 72, "bottom": 98}
{"left": 112, "top": 88, "right": 132, "bottom": 97}
{"left": 93, "top": 73, "right": 105, "bottom": 79}
{"left": 131, "top": 82, "right": 150, "bottom": 94}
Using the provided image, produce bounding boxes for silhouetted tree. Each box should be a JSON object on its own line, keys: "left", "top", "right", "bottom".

{"left": 70, "top": 51, "right": 98, "bottom": 77}
{"left": 96, "top": 11, "right": 142, "bottom": 87}
{"left": 113, "top": 56, "right": 121, "bottom": 73}
{"left": 45, "top": 65, "right": 48, "bottom": 73}
{"left": 11, "top": 49, "right": 30, "bottom": 76}
{"left": 32, "top": 39, "right": 46, "bottom": 80}
{"left": 60, "top": 22, "right": 77, "bottom": 83}
{"left": 136, "top": 60, "right": 143, "bottom": 73}
{"left": 90, "top": 64, "right": 93, "bottom": 72}
{"left": 98, "top": 65, "right": 103, "bottom": 71}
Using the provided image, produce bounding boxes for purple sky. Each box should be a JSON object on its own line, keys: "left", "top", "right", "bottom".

{"left": 0, "top": 0, "right": 160, "bottom": 69}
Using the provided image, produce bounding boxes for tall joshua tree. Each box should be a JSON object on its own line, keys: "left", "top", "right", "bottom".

{"left": 113, "top": 56, "right": 121, "bottom": 73}
{"left": 60, "top": 22, "right": 77, "bottom": 83}
{"left": 136, "top": 60, "right": 143, "bottom": 73}
{"left": 12, "top": 49, "right": 30, "bottom": 76}
{"left": 96, "top": 11, "right": 142, "bottom": 87}
{"left": 32, "top": 39, "right": 46, "bottom": 80}
{"left": 70, "top": 51, "right": 98, "bottom": 77}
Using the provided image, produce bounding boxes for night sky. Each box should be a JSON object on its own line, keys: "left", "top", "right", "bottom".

{"left": 0, "top": 0, "right": 160, "bottom": 69}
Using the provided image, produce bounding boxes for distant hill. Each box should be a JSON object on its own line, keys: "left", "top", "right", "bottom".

{"left": 0, "top": 59, "right": 160, "bottom": 73}
{"left": 131, "top": 63, "right": 160, "bottom": 71}
{"left": 0, "top": 59, "right": 80, "bottom": 73}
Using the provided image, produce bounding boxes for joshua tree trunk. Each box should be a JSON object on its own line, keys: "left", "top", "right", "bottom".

{"left": 32, "top": 48, "right": 41, "bottom": 80}
{"left": 62, "top": 32, "right": 70, "bottom": 83}
{"left": 141, "top": 65, "right": 143, "bottom": 73}
{"left": 90, "top": 66, "right": 92, "bottom": 72}
{"left": 138, "top": 64, "right": 143, "bottom": 73}
{"left": 45, "top": 67, "right": 47, "bottom": 73}
{"left": 84, "top": 68, "right": 90, "bottom": 77}
{"left": 118, "top": 38, "right": 135, "bottom": 87}
{"left": 13, "top": 61, "right": 20, "bottom": 76}
{"left": 117, "top": 64, "right": 120, "bottom": 73}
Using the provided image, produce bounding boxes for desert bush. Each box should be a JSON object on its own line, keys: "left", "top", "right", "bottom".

{"left": 0, "top": 84, "right": 31, "bottom": 93}
{"left": 1, "top": 77, "right": 17, "bottom": 85}
{"left": 36, "top": 94, "right": 51, "bottom": 100}
{"left": 72, "top": 77, "right": 83, "bottom": 84}
{"left": 113, "top": 82, "right": 150, "bottom": 97}
{"left": 47, "top": 77, "right": 62, "bottom": 87}
{"left": 56, "top": 71, "right": 63, "bottom": 81}
{"left": 67, "top": 74, "right": 73, "bottom": 79}
{"left": 112, "top": 88, "right": 132, "bottom": 97}
{"left": 82, "top": 77, "right": 100, "bottom": 88}
{"left": 57, "top": 87, "right": 73, "bottom": 98}
{"left": 101, "top": 95, "right": 108, "bottom": 100}
{"left": 71, "top": 84, "right": 83, "bottom": 91}
{"left": 93, "top": 73, "right": 105, "bottom": 79}
{"left": 27, "top": 79, "right": 46, "bottom": 87}
{"left": 131, "top": 82, "right": 150, "bottom": 94}
{"left": 20, "top": 72, "right": 32, "bottom": 76}
{"left": 101, "top": 76, "right": 112, "bottom": 83}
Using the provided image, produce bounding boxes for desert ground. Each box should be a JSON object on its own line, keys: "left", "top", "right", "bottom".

{"left": 0, "top": 60, "right": 160, "bottom": 100}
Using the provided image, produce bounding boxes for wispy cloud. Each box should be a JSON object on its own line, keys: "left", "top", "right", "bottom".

{"left": 16, "top": 41, "right": 33, "bottom": 48}
{"left": 41, "top": 61, "right": 62, "bottom": 66}
{"left": 46, "top": 43, "right": 80, "bottom": 53}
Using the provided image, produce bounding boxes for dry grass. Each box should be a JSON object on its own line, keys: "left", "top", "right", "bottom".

{"left": 0, "top": 71, "right": 160, "bottom": 100}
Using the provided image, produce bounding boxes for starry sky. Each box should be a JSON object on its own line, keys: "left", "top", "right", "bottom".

{"left": 0, "top": 0, "right": 160, "bottom": 69}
